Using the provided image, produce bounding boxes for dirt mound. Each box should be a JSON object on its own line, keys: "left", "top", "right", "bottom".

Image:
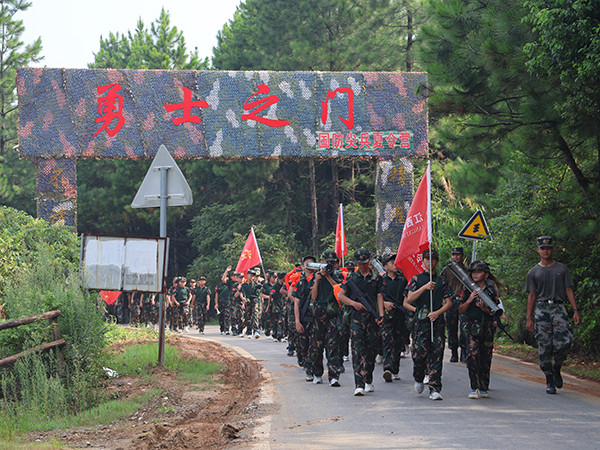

{"left": 26, "top": 336, "right": 264, "bottom": 449}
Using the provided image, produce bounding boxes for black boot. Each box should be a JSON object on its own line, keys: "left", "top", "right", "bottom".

{"left": 459, "top": 348, "right": 466, "bottom": 363}
{"left": 450, "top": 349, "right": 458, "bottom": 363}
{"left": 554, "top": 364, "right": 563, "bottom": 389}
{"left": 546, "top": 374, "right": 557, "bottom": 394}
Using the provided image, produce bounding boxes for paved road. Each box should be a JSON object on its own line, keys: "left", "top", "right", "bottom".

{"left": 183, "top": 325, "right": 600, "bottom": 449}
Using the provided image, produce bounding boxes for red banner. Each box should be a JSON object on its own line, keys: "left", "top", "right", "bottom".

{"left": 100, "top": 290, "right": 120, "bottom": 305}
{"left": 395, "top": 161, "right": 432, "bottom": 281}
{"left": 335, "top": 204, "right": 347, "bottom": 260}
{"left": 235, "top": 228, "right": 262, "bottom": 275}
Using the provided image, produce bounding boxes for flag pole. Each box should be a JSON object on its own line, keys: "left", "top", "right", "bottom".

{"left": 252, "top": 227, "right": 266, "bottom": 278}
{"left": 424, "top": 161, "right": 434, "bottom": 342}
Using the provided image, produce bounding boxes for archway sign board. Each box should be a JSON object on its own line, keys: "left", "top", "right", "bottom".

{"left": 17, "top": 68, "right": 427, "bottom": 254}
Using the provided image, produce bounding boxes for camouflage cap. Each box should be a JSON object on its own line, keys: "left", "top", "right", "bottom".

{"left": 422, "top": 249, "right": 439, "bottom": 260}
{"left": 321, "top": 250, "right": 339, "bottom": 262}
{"left": 248, "top": 267, "right": 260, "bottom": 276}
{"left": 354, "top": 248, "right": 371, "bottom": 263}
{"left": 451, "top": 247, "right": 464, "bottom": 254}
{"left": 382, "top": 253, "right": 397, "bottom": 265}
{"left": 199, "top": 276, "right": 206, "bottom": 281}
{"left": 469, "top": 260, "right": 490, "bottom": 273}
{"left": 537, "top": 236, "right": 553, "bottom": 248}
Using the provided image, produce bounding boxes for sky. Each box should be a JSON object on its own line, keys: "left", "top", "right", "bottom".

{"left": 20, "top": 0, "right": 243, "bottom": 68}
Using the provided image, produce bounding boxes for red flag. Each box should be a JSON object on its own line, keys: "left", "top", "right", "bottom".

{"left": 395, "top": 161, "right": 432, "bottom": 281}
{"left": 100, "top": 290, "right": 120, "bottom": 305}
{"left": 335, "top": 203, "right": 347, "bottom": 260}
{"left": 235, "top": 228, "right": 262, "bottom": 275}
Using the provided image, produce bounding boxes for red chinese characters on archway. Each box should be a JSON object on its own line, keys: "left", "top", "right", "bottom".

{"left": 93, "top": 83, "right": 125, "bottom": 137}
{"left": 91, "top": 82, "right": 375, "bottom": 138}
{"left": 242, "top": 84, "right": 290, "bottom": 127}
{"left": 164, "top": 87, "right": 209, "bottom": 125}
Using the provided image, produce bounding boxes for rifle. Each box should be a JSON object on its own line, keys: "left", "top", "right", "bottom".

{"left": 447, "top": 261, "right": 513, "bottom": 340}
{"left": 382, "top": 293, "right": 407, "bottom": 315}
{"left": 344, "top": 278, "right": 382, "bottom": 320}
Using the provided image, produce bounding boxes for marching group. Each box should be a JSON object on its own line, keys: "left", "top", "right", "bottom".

{"left": 107, "top": 235, "right": 580, "bottom": 400}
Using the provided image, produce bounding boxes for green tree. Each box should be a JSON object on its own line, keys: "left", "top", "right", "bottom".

{"left": 89, "top": 8, "right": 208, "bottom": 70}
{"left": 415, "top": 0, "right": 600, "bottom": 355}
{"left": 0, "top": 0, "right": 41, "bottom": 213}
{"left": 524, "top": 0, "right": 600, "bottom": 130}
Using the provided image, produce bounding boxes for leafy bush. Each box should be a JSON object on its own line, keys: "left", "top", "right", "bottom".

{"left": 0, "top": 207, "right": 106, "bottom": 421}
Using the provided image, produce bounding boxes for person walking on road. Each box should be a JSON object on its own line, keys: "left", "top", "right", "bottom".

{"left": 526, "top": 236, "right": 581, "bottom": 394}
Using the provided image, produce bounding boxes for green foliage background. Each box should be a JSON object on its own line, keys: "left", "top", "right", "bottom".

{"left": 0, "top": 0, "right": 598, "bottom": 359}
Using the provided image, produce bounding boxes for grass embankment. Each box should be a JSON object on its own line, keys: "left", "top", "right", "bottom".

{"left": 495, "top": 342, "right": 600, "bottom": 381}
{"left": 0, "top": 325, "right": 222, "bottom": 443}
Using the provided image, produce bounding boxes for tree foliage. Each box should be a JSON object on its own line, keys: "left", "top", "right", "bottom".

{"left": 0, "top": 0, "right": 41, "bottom": 213}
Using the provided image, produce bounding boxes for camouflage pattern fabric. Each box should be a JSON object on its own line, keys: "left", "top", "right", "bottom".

{"left": 381, "top": 310, "right": 406, "bottom": 375}
{"left": 535, "top": 303, "right": 573, "bottom": 374}
{"left": 350, "top": 310, "right": 379, "bottom": 388}
{"left": 464, "top": 319, "right": 496, "bottom": 391}
{"left": 411, "top": 317, "right": 446, "bottom": 393}
{"left": 309, "top": 304, "right": 342, "bottom": 381}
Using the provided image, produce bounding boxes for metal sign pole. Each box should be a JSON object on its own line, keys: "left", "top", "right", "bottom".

{"left": 157, "top": 166, "right": 170, "bottom": 367}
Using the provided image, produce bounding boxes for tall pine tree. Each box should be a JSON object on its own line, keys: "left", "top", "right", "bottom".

{"left": 0, "top": 0, "right": 42, "bottom": 213}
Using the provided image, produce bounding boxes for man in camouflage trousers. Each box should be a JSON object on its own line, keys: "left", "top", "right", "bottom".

{"left": 240, "top": 267, "right": 262, "bottom": 338}
{"left": 404, "top": 249, "right": 453, "bottom": 401}
{"left": 526, "top": 236, "right": 581, "bottom": 394}
{"left": 292, "top": 256, "right": 317, "bottom": 377}
{"left": 308, "top": 250, "right": 343, "bottom": 387}
{"left": 338, "top": 249, "right": 384, "bottom": 397}
{"left": 270, "top": 272, "right": 287, "bottom": 341}
{"left": 378, "top": 253, "right": 408, "bottom": 383}
{"left": 440, "top": 247, "right": 467, "bottom": 362}
{"left": 193, "top": 277, "right": 211, "bottom": 335}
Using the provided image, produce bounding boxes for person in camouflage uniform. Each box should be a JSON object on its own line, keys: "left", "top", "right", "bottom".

{"left": 440, "top": 247, "right": 467, "bottom": 362}
{"left": 214, "top": 280, "right": 230, "bottom": 334}
{"left": 284, "top": 265, "right": 302, "bottom": 356}
{"left": 378, "top": 253, "right": 408, "bottom": 383}
{"left": 174, "top": 277, "right": 191, "bottom": 331}
{"left": 338, "top": 261, "right": 355, "bottom": 368}
{"left": 292, "top": 256, "right": 317, "bottom": 377}
{"left": 308, "top": 250, "right": 344, "bottom": 387}
{"left": 459, "top": 260, "right": 503, "bottom": 399}
{"left": 193, "top": 277, "right": 211, "bottom": 334}
{"left": 260, "top": 271, "right": 275, "bottom": 337}
{"left": 338, "top": 249, "right": 384, "bottom": 396}
{"left": 270, "top": 272, "right": 287, "bottom": 341}
{"left": 240, "top": 267, "right": 262, "bottom": 338}
{"left": 166, "top": 278, "right": 179, "bottom": 331}
{"left": 404, "top": 249, "right": 453, "bottom": 401}
{"left": 526, "top": 236, "right": 581, "bottom": 394}
{"left": 130, "top": 292, "right": 142, "bottom": 325}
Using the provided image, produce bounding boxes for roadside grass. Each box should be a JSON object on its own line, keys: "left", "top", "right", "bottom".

{"left": 495, "top": 343, "right": 600, "bottom": 382}
{"left": 0, "top": 326, "right": 222, "bottom": 443}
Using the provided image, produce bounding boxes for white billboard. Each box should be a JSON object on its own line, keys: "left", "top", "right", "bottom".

{"left": 80, "top": 234, "right": 168, "bottom": 293}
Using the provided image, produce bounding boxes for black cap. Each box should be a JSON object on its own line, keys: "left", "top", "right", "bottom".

{"left": 537, "top": 236, "right": 553, "bottom": 248}
{"left": 422, "top": 249, "right": 439, "bottom": 260}
{"left": 302, "top": 255, "right": 317, "bottom": 264}
{"left": 451, "top": 247, "right": 464, "bottom": 255}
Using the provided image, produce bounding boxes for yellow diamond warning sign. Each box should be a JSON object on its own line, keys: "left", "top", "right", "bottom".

{"left": 458, "top": 210, "right": 490, "bottom": 240}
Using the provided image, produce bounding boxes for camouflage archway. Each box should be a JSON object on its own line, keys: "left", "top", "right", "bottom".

{"left": 17, "top": 68, "right": 427, "bottom": 254}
